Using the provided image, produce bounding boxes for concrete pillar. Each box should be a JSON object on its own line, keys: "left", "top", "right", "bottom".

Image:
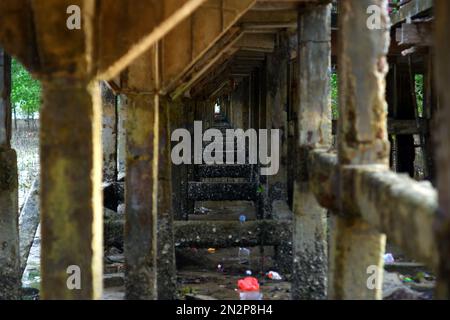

{"left": 328, "top": 216, "right": 386, "bottom": 300}
{"left": 124, "top": 46, "right": 175, "bottom": 300}
{"left": 434, "top": 0, "right": 450, "bottom": 299}
{"left": 330, "top": 0, "right": 390, "bottom": 300}
{"left": 117, "top": 94, "right": 127, "bottom": 177}
{"left": 0, "top": 49, "right": 20, "bottom": 300}
{"left": 259, "top": 66, "right": 267, "bottom": 130}
{"left": 208, "top": 101, "right": 213, "bottom": 129}
{"left": 40, "top": 79, "right": 103, "bottom": 300}
{"left": 124, "top": 89, "right": 159, "bottom": 299}
{"left": 101, "top": 82, "right": 117, "bottom": 182}
{"left": 157, "top": 98, "right": 176, "bottom": 299}
{"left": 266, "top": 33, "right": 289, "bottom": 201}
{"left": 243, "top": 78, "right": 251, "bottom": 130}
{"left": 170, "top": 99, "right": 186, "bottom": 221}
{"left": 292, "top": 5, "right": 331, "bottom": 300}
{"left": 185, "top": 99, "right": 196, "bottom": 219}
{"left": 209, "top": 100, "right": 214, "bottom": 127}
{"left": 252, "top": 71, "right": 261, "bottom": 130}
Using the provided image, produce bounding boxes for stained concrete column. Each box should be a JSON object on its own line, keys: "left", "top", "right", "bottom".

{"left": 170, "top": 99, "right": 185, "bottom": 221}
{"left": 101, "top": 82, "right": 117, "bottom": 182}
{"left": 125, "top": 87, "right": 158, "bottom": 299}
{"left": 329, "top": 0, "right": 390, "bottom": 300}
{"left": 40, "top": 79, "right": 103, "bottom": 300}
{"left": 124, "top": 89, "right": 159, "bottom": 299}
{"left": 208, "top": 101, "right": 214, "bottom": 128}
{"left": 117, "top": 94, "right": 128, "bottom": 177}
{"left": 434, "top": 0, "right": 450, "bottom": 299}
{"left": 157, "top": 97, "right": 176, "bottom": 299}
{"left": 243, "top": 78, "right": 251, "bottom": 130}
{"left": 292, "top": 4, "right": 331, "bottom": 300}
{"left": 185, "top": 99, "right": 196, "bottom": 219}
{"left": 0, "top": 49, "right": 20, "bottom": 300}
{"left": 266, "top": 33, "right": 290, "bottom": 202}
{"left": 174, "top": 98, "right": 195, "bottom": 221}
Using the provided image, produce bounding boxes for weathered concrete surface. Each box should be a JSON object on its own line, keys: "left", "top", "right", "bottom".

{"left": 0, "top": 149, "right": 20, "bottom": 300}
{"left": 169, "top": 99, "right": 188, "bottom": 221}
{"left": 266, "top": 32, "right": 289, "bottom": 213}
{"left": 101, "top": 82, "right": 117, "bottom": 182}
{"left": 195, "top": 164, "right": 252, "bottom": 179}
{"left": 40, "top": 80, "right": 103, "bottom": 300}
{"left": 0, "top": 1, "right": 208, "bottom": 80}
{"left": 272, "top": 200, "right": 293, "bottom": 274}
{"left": 188, "top": 182, "right": 258, "bottom": 201}
{"left": 338, "top": 0, "right": 390, "bottom": 166}
{"left": 19, "top": 178, "right": 40, "bottom": 275}
{"left": 124, "top": 93, "right": 158, "bottom": 300}
{"left": 124, "top": 49, "right": 160, "bottom": 300}
{"left": 434, "top": 0, "right": 450, "bottom": 299}
{"left": 174, "top": 220, "right": 291, "bottom": 248}
{"left": 117, "top": 94, "right": 127, "bottom": 177}
{"left": 292, "top": 184, "right": 328, "bottom": 300}
{"left": 105, "top": 218, "right": 292, "bottom": 249}
{"left": 308, "top": 149, "right": 339, "bottom": 211}
{"left": 0, "top": 49, "right": 20, "bottom": 300}
{"left": 330, "top": 0, "right": 391, "bottom": 300}
{"left": 292, "top": 4, "right": 331, "bottom": 300}
{"left": 308, "top": 150, "right": 439, "bottom": 272}
{"left": 353, "top": 168, "right": 438, "bottom": 270}
{"left": 157, "top": 98, "right": 176, "bottom": 300}
{"left": 329, "top": 216, "right": 386, "bottom": 300}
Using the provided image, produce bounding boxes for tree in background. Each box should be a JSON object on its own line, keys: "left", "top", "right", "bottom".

{"left": 331, "top": 73, "right": 338, "bottom": 119}
{"left": 11, "top": 58, "right": 41, "bottom": 128}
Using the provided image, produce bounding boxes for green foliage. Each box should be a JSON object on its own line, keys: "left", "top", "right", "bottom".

{"left": 11, "top": 58, "right": 42, "bottom": 117}
{"left": 331, "top": 73, "right": 339, "bottom": 119}
{"left": 390, "top": 0, "right": 400, "bottom": 14}
{"left": 415, "top": 74, "right": 424, "bottom": 117}
{"left": 257, "top": 185, "right": 265, "bottom": 194}
{"left": 330, "top": 72, "right": 424, "bottom": 119}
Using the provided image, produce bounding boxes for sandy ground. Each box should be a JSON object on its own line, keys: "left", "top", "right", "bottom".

{"left": 11, "top": 120, "right": 40, "bottom": 210}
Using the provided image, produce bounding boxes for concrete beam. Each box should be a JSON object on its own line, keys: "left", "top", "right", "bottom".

{"left": 163, "top": 0, "right": 256, "bottom": 94}
{"left": 188, "top": 182, "right": 258, "bottom": 201}
{"left": 390, "top": 0, "right": 434, "bottom": 26}
{"left": 105, "top": 218, "right": 292, "bottom": 249}
{"left": 0, "top": 0, "right": 207, "bottom": 80}
{"left": 195, "top": 164, "right": 252, "bottom": 178}
{"left": 97, "top": 0, "right": 208, "bottom": 79}
{"left": 174, "top": 220, "right": 291, "bottom": 248}
{"left": 308, "top": 149, "right": 439, "bottom": 273}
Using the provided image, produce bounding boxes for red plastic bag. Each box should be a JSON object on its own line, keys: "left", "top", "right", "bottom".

{"left": 238, "top": 277, "right": 260, "bottom": 292}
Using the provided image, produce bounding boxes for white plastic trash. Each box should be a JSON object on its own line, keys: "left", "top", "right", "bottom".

{"left": 267, "top": 271, "right": 282, "bottom": 281}
{"left": 384, "top": 253, "right": 395, "bottom": 264}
